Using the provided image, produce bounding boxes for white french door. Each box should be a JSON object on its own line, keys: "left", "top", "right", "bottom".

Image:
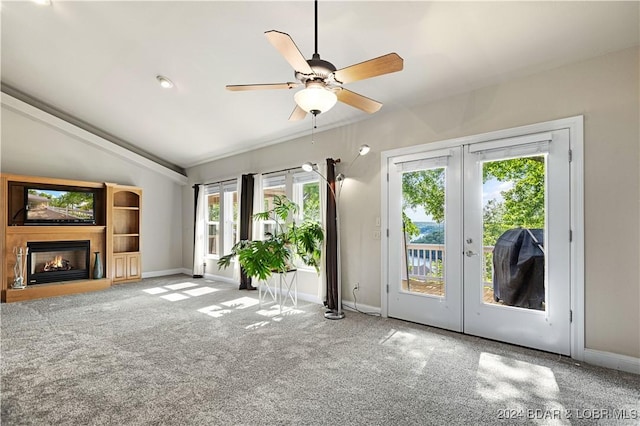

{"left": 386, "top": 129, "right": 572, "bottom": 355}
{"left": 388, "top": 148, "right": 463, "bottom": 331}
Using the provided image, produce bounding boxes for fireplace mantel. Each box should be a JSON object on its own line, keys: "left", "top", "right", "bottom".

{"left": 1, "top": 173, "right": 141, "bottom": 302}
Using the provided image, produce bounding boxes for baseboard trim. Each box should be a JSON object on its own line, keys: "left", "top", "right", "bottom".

{"left": 296, "top": 292, "right": 323, "bottom": 305}
{"left": 202, "top": 273, "right": 237, "bottom": 285}
{"left": 342, "top": 300, "right": 381, "bottom": 315}
{"left": 142, "top": 268, "right": 189, "bottom": 279}
{"left": 583, "top": 348, "right": 640, "bottom": 375}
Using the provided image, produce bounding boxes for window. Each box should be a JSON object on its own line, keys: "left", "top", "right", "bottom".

{"left": 293, "top": 172, "right": 320, "bottom": 269}
{"left": 261, "top": 175, "right": 286, "bottom": 238}
{"left": 258, "top": 171, "right": 321, "bottom": 269}
{"left": 293, "top": 172, "right": 320, "bottom": 222}
{"left": 222, "top": 182, "right": 238, "bottom": 255}
{"left": 205, "top": 180, "right": 238, "bottom": 257}
{"left": 206, "top": 190, "right": 220, "bottom": 256}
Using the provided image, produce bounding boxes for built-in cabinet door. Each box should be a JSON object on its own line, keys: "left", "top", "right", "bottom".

{"left": 113, "top": 254, "right": 126, "bottom": 280}
{"left": 113, "top": 253, "right": 140, "bottom": 282}
{"left": 127, "top": 254, "right": 141, "bottom": 280}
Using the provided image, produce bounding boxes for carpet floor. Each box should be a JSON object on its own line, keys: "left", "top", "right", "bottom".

{"left": 1, "top": 274, "right": 638, "bottom": 425}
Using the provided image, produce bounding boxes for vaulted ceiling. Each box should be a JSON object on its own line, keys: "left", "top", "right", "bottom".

{"left": 2, "top": 1, "right": 638, "bottom": 172}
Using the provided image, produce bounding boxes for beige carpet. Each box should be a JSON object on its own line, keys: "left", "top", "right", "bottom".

{"left": 2, "top": 274, "right": 638, "bottom": 425}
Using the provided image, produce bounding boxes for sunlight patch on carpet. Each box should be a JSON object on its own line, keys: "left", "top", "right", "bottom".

{"left": 164, "top": 282, "right": 199, "bottom": 290}
{"left": 257, "top": 308, "right": 282, "bottom": 317}
{"left": 256, "top": 306, "right": 304, "bottom": 318}
{"left": 143, "top": 287, "right": 169, "bottom": 294}
{"left": 183, "top": 287, "right": 218, "bottom": 297}
{"left": 161, "top": 293, "right": 190, "bottom": 302}
{"left": 378, "top": 328, "right": 434, "bottom": 375}
{"left": 221, "top": 297, "right": 259, "bottom": 310}
{"left": 476, "top": 352, "right": 568, "bottom": 423}
{"left": 198, "top": 304, "right": 233, "bottom": 318}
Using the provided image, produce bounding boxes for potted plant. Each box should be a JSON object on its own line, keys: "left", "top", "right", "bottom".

{"left": 217, "top": 195, "right": 324, "bottom": 281}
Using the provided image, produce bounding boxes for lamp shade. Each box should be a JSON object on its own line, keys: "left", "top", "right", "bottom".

{"left": 301, "top": 162, "right": 316, "bottom": 172}
{"left": 294, "top": 86, "right": 337, "bottom": 114}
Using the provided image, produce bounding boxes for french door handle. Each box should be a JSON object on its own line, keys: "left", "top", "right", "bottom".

{"left": 465, "top": 250, "right": 479, "bottom": 257}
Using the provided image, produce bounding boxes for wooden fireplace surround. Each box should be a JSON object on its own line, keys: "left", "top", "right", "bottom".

{"left": 1, "top": 173, "right": 140, "bottom": 303}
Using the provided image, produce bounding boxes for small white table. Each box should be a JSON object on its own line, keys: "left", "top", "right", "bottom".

{"left": 258, "top": 269, "right": 297, "bottom": 312}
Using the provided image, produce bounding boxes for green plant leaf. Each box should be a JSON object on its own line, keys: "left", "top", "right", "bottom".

{"left": 217, "top": 195, "right": 324, "bottom": 279}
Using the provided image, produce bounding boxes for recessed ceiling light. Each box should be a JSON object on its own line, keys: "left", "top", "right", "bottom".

{"left": 156, "top": 75, "right": 174, "bottom": 89}
{"left": 33, "top": 0, "right": 51, "bottom": 5}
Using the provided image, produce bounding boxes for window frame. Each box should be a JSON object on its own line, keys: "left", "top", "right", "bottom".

{"left": 259, "top": 171, "right": 321, "bottom": 270}
{"left": 204, "top": 179, "right": 238, "bottom": 259}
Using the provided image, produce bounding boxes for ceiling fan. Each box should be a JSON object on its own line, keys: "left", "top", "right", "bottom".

{"left": 226, "top": 0, "right": 404, "bottom": 121}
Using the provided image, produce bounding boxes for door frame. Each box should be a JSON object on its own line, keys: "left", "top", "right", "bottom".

{"left": 380, "top": 116, "right": 584, "bottom": 360}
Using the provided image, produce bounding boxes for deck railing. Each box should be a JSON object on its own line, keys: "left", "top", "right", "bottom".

{"left": 404, "top": 243, "right": 494, "bottom": 284}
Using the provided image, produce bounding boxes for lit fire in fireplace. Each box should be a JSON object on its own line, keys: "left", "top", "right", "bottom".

{"left": 43, "top": 256, "right": 72, "bottom": 272}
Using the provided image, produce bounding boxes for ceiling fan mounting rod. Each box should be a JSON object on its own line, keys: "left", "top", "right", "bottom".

{"left": 314, "top": 0, "right": 318, "bottom": 56}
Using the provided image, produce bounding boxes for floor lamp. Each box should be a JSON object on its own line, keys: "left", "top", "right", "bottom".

{"left": 302, "top": 144, "right": 370, "bottom": 320}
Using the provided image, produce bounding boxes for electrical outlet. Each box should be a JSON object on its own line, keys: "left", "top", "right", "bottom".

{"left": 353, "top": 282, "right": 360, "bottom": 291}
{"left": 373, "top": 230, "right": 381, "bottom": 240}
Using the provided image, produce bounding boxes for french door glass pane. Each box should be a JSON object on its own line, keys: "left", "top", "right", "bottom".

{"left": 401, "top": 167, "right": 446, "bottom": 297}
{"left": 481, "top": 155, "right": 546, "bottom": 310}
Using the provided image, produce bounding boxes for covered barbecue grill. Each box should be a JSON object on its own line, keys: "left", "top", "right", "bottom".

{"left": 492, "top": 228, "right": 545, "bottom": 310}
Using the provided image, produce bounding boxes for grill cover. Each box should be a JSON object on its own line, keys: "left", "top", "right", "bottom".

{"left": 492, "top": 228, "right": 545, "bottom": 310}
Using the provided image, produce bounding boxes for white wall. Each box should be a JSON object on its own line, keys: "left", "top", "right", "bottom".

{"left": 1, "top": 100, "right": 186, "bottom": 275}
{"left": 185, "top": 47, "right": 639, "bottom": 359}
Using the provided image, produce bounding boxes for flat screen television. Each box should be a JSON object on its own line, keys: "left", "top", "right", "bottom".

{"left": 24, "top": 186, "right": 96, "bottom": 225}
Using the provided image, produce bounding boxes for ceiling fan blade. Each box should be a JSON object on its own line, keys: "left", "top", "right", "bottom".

{"left": 336, "top": 88, "right": 382, "bottom": 114}
{"left": 334, "top": 53, "right": 404, "bottom": 84}
{"left": 265, "top": 30, "right": 314, "bottom": 74}
{"left": 226, "top": 82, "right": 300, "bottom": 91}
{"left": 288, "top": 105, "right": 307, "bottom": 121}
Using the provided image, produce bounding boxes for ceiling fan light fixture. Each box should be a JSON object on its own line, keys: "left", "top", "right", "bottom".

{"left": 294, "top": 86, "right": 337, "bottom": 115}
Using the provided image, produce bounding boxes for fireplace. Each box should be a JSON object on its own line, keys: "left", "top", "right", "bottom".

{"left": 27, "top": 241, "right": 91, "bottom": 285}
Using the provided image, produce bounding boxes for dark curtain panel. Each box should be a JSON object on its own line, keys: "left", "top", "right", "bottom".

{"left": 325, "top": 159, "right": 338, "bottom": 310}
{"left": 239, "top": 174, "right": 255, "bottom": 290}
{"left": 192, "top": 185, "right": 203, "bottom": 278}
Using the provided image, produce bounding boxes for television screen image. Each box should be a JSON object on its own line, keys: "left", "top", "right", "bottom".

{"left": 26, "top": 188, "right": 95, "bottom": 224}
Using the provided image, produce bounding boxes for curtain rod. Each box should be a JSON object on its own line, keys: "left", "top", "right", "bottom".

{"left": 262, "top": 165, "right": 305, "bottom": 177}
{"left": 192, "top": 177, "right": 238, "bottom": 188}
{"left": 194, "top": 158, "right": 342, "bottom": 188}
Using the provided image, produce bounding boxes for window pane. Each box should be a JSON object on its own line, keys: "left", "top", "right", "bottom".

{"left": 208, "top": 193, "right": 220, "bottom": 221}
{"left": 263, "top": 221, "right": 276, "bottom": 237}
{"left": 482, "top": 155, "right": 546, "bottom": 310}
{"left": 263, "top": 185, "right": 286, "bottom": 212}
{"left": 208, "top": 224, "right": 219, "bottom": 256}
{"left": 292, "top": 176, "right": 320, "bottom": 269}
{"left": 207, "top": 193, "right": 220, "bottom": 256}
{"left": 401, "top": 168, "right": 446, "bottom": 297}
{"left": 223, "top": 188, "right": 238, "bottom": 255}
{"left": 262, "top": 177, "right": 286, "bottom": 239}
{"left": 301, "top": 181, "right": 320, "bottom": 222}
